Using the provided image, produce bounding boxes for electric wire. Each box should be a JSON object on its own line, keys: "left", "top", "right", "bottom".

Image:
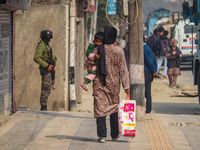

{"left": 105, "top": 0, "right": 125, "bottom": 27}
{"left": 105, "top": 0, "right": 139, "bottom": 27}
{"left": 117, "top": 0, "right": 126, "bottom": 20}
{"left": 126, "top": 0, "right": 138, "bottom": 25}
{"left": 129, "top": 0, "right": 136, "bottom": 4}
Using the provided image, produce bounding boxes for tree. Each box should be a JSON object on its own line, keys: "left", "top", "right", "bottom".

{"left": 96, "top": 0, "right": 120, "bottom": 31}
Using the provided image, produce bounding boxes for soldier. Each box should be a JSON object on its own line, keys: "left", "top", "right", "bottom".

{"left": 34, "top": 30, "right": 57, "bottom": 111}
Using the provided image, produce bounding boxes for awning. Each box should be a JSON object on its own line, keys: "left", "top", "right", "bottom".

{"left": 0, "top": 0, "right": 29, "bottom": 11}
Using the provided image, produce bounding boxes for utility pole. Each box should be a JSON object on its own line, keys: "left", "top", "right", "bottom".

{"left": 119, "top": 0, "right": 126, "bottom": 43}
{"left": 89, "top": 13, "right": 94, "bottom": 43}
{"left": 88, "top": 0, "right": 98, "bottom": 43}
{"left": 119, "top": 18, "right": 126, "bottom": 42}
{"left": 93, "top": 0, "right": 98, "bottom": 38}
{"left": 128, "top": 0, "right": 145, "bottom": 120}
{"left": 69, "top": 0, "right": 76, "bottom": 111}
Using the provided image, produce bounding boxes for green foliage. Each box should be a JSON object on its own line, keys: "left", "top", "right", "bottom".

{"left": 97, "top": 0, "right": 109, "bottom": 31}
{"left": 87, "top": 0, "right": 121, "bottom": 35}
{"left": 97, "top": 0, "right": 120, "bottom": 32}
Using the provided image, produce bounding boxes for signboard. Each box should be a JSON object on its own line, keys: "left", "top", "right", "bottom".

{"left": 107, "top": 0, "right": 117, "bottom": 15}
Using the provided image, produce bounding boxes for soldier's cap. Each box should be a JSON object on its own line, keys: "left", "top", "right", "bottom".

{"left": 40, "top": 30, "right": 53, "bottom": 39}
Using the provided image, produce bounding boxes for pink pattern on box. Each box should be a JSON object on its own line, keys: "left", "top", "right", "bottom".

{"left": 124, "top": 130, "right": 135, "bottom": 137}
{"left": 124, "top": 103, "right": 135, "bottom": 112}
{"left": 119, "top": 100, "right": 136, "bottom": 138}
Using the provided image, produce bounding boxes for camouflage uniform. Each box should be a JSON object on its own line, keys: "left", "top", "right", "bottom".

{"left": 40, "top": 72, "right": 52, "bottom": 106}
{"left": 34, "top": 40, "right": 57, "bottom": 107}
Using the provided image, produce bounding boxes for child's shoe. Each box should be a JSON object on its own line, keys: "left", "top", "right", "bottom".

{"left": 81, "top": 83, "right": 88, "bottom": 91}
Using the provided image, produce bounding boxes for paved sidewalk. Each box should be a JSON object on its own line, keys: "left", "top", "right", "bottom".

{"left": 0, "top": 111, "right": 135, "bottom": 150}
{"left": 0, "top": 110, "right": 200, "bottom": 150}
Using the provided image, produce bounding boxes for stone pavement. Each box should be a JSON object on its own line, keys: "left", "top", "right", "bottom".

{"left": 0, "top": 110, "right": 199, "bottom": 150}
{"left": 0, "top": 111, "right": 132, "bottom": 150}
{"left": 1, "top": 71, "right": 200, "bottom": 149}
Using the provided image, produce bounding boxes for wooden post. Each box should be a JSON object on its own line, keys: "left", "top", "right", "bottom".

{"left": 128, "top": 0, "right": 145, "bottom": 120}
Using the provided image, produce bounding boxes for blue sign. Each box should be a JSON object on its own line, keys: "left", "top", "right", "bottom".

{"left": 107, "top": 0, "right": 117, "bottom": 15}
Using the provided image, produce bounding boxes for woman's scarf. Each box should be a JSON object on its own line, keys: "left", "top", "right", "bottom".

{"left": 97, "top": 26, "right": 117, "bottom": 86}
{"left": 170, "top": 39, "right": 180, "bottom": 66}
{"left": 170, "top": 39, "right": 177, "bottom": 51}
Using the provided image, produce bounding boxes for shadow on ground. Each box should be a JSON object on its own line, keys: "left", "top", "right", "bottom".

{"left": 19, "top": 111, "right": 94, "bottom": 119}
{"left": 45, "top": 135, "right": 128, "bottom": 143}
{"left": 153, "top": 102, "right": 200, "bottom": 115}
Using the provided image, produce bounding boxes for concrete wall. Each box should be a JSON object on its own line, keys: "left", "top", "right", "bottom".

{"left": 75, "top": 18, "right": 84, "bottom": 104}
{"left": 15, "top": 5, "right": 69, "bottom": 111}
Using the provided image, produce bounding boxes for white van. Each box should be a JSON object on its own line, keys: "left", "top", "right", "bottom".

{"left": 173, "top": 20, "right": 197, "bottom": 62}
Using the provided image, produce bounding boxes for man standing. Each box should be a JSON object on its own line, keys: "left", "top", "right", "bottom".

{"left": 155, "top": 27, "right": 170, "bottom": 79}
{"left": 146, "top": 28, "right": 159, "bottom": 55}
{"left": 34, "top": 30, "right": 57, "bottom": 111}
{"left": 144, "top": 37, "right": 158, "bottom": 113}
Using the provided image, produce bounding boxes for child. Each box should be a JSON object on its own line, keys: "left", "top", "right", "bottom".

{"left": 81, "top": 32, "right": 104, "bottom": 91}
{"left": 167, "top": 39, "right": 182, "bottom": 88}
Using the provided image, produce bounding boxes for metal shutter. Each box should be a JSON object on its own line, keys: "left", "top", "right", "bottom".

{"left": 0, "top": 7, "right": 13, "bottom": 114}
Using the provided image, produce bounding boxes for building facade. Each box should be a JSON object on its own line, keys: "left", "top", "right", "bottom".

{"left": 0, "top": 0, "right": 91, "bottom": 114}
{"left": 0, "top": 0, "right": 29, "bottom": 114}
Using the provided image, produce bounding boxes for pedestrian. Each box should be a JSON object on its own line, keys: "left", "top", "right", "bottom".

{"left": 123, "top": 33, "right": 129, "bottom": 69}
{"left": 146, "top": 28, "right": 159, "bottom": 55}
{"left": 81, "top": 32, "right": 104, "bottom": 91}
{"left": 144, "top": 36, "right": 158, "bottom": 113}
{"left": 155, "top": 27, "right": 170, "bottom": 79}
{"left": 119, "top": 36, "right": 126, "bottom": 49}
{"left": 167, "top": 39, "right": 182, "bottom": 88}
{"left": 92, "top": 26, "right": 130, "bottom": 143}
{"left": 34, "top": 30, "right": 57, "bottom": 111}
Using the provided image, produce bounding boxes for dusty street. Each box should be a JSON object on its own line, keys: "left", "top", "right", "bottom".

{"left": 0, "top": 65, "right": 199, "bottom": 150}
{"left": 152, "top": 65, "right": 199, "bottom": 115}
{"left": 77, "top": 64, "right": 200, "bottom": 150}
{"left": 78, "top": 65, "right": 199, "bottom": 114}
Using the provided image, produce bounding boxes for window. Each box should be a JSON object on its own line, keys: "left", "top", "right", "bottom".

{"left": 184, "top": 25, "right": 197, "bottom": 33}
{"left": 183, "top": 39, "right": 187, "bottom": 42}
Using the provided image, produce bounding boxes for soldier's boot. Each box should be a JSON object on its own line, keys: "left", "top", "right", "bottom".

{"left": 41, "top": 105, "right": 47, "bottom": 111}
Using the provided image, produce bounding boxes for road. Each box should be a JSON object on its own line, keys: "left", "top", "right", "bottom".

{"left": 0, "top": 64, "right": 199, "bottom": 150}
{"left": 151, "top": 64, "right": 200, "bottom": 150}
{"left": 78, "top": 63, "right": 200, "bottom": 149}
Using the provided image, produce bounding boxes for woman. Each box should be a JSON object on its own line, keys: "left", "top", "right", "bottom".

{"left": 167, "top": 39, "right": 182, "bottom": 88}
{"left": 92, "top": 26, "right": 130, "bottom": 143}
